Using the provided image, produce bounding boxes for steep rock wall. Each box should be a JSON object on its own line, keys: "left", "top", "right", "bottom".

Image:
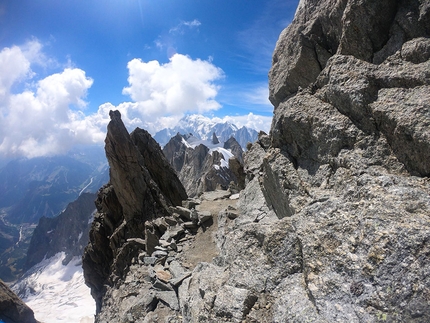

{"left": 180, "top": 0, "right": 430, "bottom": 322}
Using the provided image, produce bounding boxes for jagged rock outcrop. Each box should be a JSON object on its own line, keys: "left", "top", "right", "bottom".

{"left": 173, "top": 0, "right": 430, "bottom": 322}
{"left": 131, "top": 127, "right": 187, "bottom": 206}
{"left": 82, "top": 110, "right": 187, "bottom": 314}
{"left": 0, "top": 280, "right": 38, "bottom": 323}
{"left": 269, "top": 0, "right": 430, "bottom": 107}
{"left": 84, "top": 1, "right": 430, "bottom": 322}
{"left": 212, "top": 132, "right": 219, "bottom": 145}
{"left": 224, "top": 136, "right": 244, "bottom": 164}
{"left": 163, "top": 134, "right": 245, "bottom": 197}
{"left": 25, "top": 192, "right": 96, "bottom": 269}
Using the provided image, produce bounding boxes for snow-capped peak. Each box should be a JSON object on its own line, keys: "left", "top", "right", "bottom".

{"left": 154, "top": 114, "right": 257, "bottom": 148}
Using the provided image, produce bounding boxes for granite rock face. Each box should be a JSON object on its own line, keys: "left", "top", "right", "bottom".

{"left": 182, "top": 0, "right": 430, "bottom": 321}
{"left": 269, "top": 0, "right": 430, "bottom": 106}
{"left": 83, "top": 1, "right": 430, "bottom": 322}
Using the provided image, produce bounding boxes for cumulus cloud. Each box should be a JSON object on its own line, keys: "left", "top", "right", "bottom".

{"left": 0, "top": 41, "right": 102, "bottom": 158}
{"left": 122, "top": 53, "right": 224, "bottom": 117}
{"left": 0, "top": 43, "right": 32, "bottom": 102}
{"left": 0, "top": 41, "right": 271, "bottom": 159}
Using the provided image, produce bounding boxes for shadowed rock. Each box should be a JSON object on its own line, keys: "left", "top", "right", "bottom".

{"left": 0, "top": 280, "right": 39, "bottom": 323}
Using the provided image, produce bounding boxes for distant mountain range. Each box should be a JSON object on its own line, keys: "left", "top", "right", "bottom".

{"left": 154, "top": 115, "right": 259, "bottom": 148}
{"left": 0, "top": 146, "right": 108, "bottom": 282}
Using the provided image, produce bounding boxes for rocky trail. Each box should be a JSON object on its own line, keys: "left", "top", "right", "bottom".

{"left": 177, "top": 191, "right": 239, "bottom": 270}
{"left": 92, "top": 190, "right": 241, "bottom": 323}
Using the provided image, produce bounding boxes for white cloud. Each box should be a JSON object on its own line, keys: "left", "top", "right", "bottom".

{"left": 0, "top": 41, "right": 271, "bottom": 159}
{"left": 0, "top": 44, "right": 32, "bottom": 102}
{"left": 123, "top": 53, "right": 224, "bottom": 117}
{"left": 183, "top": 19, "right": 201, "bottom": 27}
{"left": 169, "top": 19, "right": 201, "bottom": 34}
{"left": 0, "top": 41, "right": 101, "bottom": 158}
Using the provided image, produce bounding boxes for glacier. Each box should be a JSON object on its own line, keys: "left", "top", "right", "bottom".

{"left": 12, "top": 252, "right": 95, "bottom": 323}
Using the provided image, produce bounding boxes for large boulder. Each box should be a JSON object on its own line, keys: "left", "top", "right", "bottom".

{"left": 269, "top": 0, "right": 430, "bottom": 107}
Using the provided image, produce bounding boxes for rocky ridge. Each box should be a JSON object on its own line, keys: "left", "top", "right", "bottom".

{"left": 82, "top": 110, "right": 188, "bottom": 313}
{"left": 93, "top": 190, "right": 240, "bottom": 323}
{"left": 163, "top": 133, "right": 245, "bottom": 197}
{"left": 83, "top": 0, "right": 430, "bottom": 322}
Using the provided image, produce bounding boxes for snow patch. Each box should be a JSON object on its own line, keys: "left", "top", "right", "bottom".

{"left": 181, "top": 137, "right": 193, "bottom": 148}
{"left": 13, "top": 252, "right": 95, "bottom": 323}
{"left": 79, "top": 177, "right": 93, "bottom": 196}
{"left": 215, "top": 147, "right": 234, "bottom": 163}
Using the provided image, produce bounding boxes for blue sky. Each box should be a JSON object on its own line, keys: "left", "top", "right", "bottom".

{"left": 0, "top": 0, "right": 298, "bottom": 158}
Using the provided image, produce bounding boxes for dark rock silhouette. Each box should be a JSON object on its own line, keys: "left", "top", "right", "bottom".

{"left": 0, "top": 280, "right": 38, "bottom": 323}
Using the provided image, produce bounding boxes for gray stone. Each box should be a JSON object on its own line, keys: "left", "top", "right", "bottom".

{"left": 145, "top": 226, "right": 159, "bottom": 256}
{"left": 168, "top": 260, "right": 186, "bottom": 278}
{"left": 156, "top": 291, "right": 180, "bottom": 311}
{"left": 143, "top": 257, "right": 157, "bottom": 266}
{"left": 181, "top": 222, "right": 197, "bottom": 229}
{"left": 172, "top": 206, "right": 193, "bottom": 221}
{"left": 127, "top": 238, "right": 146, "bottom": 247}
{"left": 197, "top": 211, "right": 212, "bottom": 225}
{"left": 169, "top": 272, "right": 192, "bottom": 287}
{"left": 160, "top": 226, "right": 185, "bottom": 242}
{"left": 0, "top": 280, "right": 38, "bottom": 323}
{"left": 182, "top": 198, "right": 201, "bottom": 209}
{"left": 213, "top": 285, "right": 257, "bottom": 320}
{"left": 152, "top": 278, "right": 174, "bottom": 292}
{"left": 152, "top": 250, "right": 168, "bottom": 258}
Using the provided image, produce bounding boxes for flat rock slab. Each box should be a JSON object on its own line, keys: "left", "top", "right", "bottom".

{"left": 201, "top": 190, "right": 231, "bottom": 201}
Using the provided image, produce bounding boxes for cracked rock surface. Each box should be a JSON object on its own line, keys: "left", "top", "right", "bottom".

{"left": 83, "top": 0, "right": 430, "bottom": 322}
